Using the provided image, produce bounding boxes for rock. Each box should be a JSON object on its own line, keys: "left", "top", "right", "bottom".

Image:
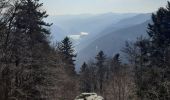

{"left": 75, "top": 93, "right": 104, "bottom": 100}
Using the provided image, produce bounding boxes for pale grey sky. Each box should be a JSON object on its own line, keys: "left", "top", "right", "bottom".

{"left": 41, "top": 0, "right": 170, "bottom": 15}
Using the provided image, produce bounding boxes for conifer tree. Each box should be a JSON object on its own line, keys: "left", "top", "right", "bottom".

{"left": 79, "top": 62, "right": 91, "bottom": 92}
{"left": 145, "top": 2, "right": 170, "bottom": 99}
{"left": 80, "top": 62, "right": 88, "bottom": 74}
{"left": 0, "top": 0, "right": 52, "bottom": 99}
{"left": 112, "top": 53, "right": 121, "bottom": 72}
{"left": 58, "top": 37, "right": 76, "bottom": 75}
{"left": 95, "top": 51, "right": 106, "bottom": 94}
{"left": 123, "top": 2, "right": 170, "bottom": 100}
{"left": 134, "top": 38, "right": 150, "bottom": 100}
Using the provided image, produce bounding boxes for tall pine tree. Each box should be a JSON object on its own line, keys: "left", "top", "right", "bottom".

{"left": 79, "top": 62, "right": 91, "bottom": 92}
{"left": 0, "top": 0, "right": 52, "bottom": 99}
{"left": 95, "top": 51, "right": 106, "bottom": 94}
{"left": 123, "top": 2, "right": 170, "bottom": 100}
{"left": 58, "top": 37, "right": 76, "bottom": 75}
{"left": 146, "top": 2, "right": 170, "bottom": 100}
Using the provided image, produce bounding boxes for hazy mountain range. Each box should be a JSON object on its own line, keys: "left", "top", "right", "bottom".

{"left": 46, "top": 12, "right": 152, "bottom": 69}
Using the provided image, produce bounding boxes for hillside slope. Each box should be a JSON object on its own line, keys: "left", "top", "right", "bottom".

{"left": 76, "top": 20, "right": 151, "bottom": 69}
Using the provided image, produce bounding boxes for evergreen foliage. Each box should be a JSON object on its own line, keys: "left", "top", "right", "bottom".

{"left": 58, "top": 36, "right": 76, "bottom": 75}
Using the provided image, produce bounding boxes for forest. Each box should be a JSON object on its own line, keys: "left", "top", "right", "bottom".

{"left": 0, "top": 0, "right": 170, "bottom": 100}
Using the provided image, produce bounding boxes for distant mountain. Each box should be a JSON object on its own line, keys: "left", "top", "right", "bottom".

{"left": 46, "top": 13, "right": 138, "bottom": 41}
{"left": 45, "top": 13, "right": 152, "bottom": 70}
{"left": 96, "top": 13, "right": 151, "bottom": 39}
{"left": 75, "top": 13, "right": 151, "bottom": 52}
{"left": 113, "top": 13, "right": 151, "bottom": 28}
{"left": 76, "top": 20, "right": 151, "bottom": 69}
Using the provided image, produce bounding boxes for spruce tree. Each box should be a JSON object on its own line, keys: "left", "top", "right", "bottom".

{"left": 134, "top": 38, "right": 150, "bottom": 100}
{"left": 146, "top": 2, "right": 170, "bottom": 100}
{"left": 80, "top": 62, "right": 88, "bottom": 73}
{"left": 5, "top": 0, "right": 52, "bottom": 99}
{"left": 95, "top": 51, "right": 106, "bottom": 94}
{"left": 123, "top": 2, "right": 170, "bottom": 100}
{"left": 79, "top": 62, "right": 91, "bottom": 92}
{"left": 58, "top": 37, "right": 76, "bottom": 75}
{"left": 112, "top": 53, "right": 121, "bottom": 72}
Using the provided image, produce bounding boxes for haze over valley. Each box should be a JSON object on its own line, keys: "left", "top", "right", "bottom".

{"left": 47, "top": 12, "right": 151, "bottom": 69}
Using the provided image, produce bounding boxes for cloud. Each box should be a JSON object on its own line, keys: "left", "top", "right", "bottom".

{"left": 80, "top": 32, "right": 89, "bottom": 36}
{"left": 68, "top": 32, "right": 89, "bottom": 41}
{"left": 68, "top": 35, "right": 81, "bottom": 40}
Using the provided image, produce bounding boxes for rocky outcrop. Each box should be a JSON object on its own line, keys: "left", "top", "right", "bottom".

{"left": 75, "top": 93, "right": 104, "bottom": 100}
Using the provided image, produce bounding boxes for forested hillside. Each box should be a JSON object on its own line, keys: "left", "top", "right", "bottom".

{"left": 0, "top": 0, "right": 170, "bottom": 100}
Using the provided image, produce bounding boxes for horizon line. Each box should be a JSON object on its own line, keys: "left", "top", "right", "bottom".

{"left": 47, "top": 11, "right": 153, "bottom": 16}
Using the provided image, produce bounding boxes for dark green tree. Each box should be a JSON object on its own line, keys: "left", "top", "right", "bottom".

{"left": 146, "top": 2, "right": 170, "bottom": 100}
{"left": 123, "top": 2, "right": 170, "bottom": 100}
{"left": 1, "top": 0, "right": 52, "bottom": 99}
{"left": 79, "top": 62, "right": 91, "bottom": 92}
{"left": 58, "top": 37, "right": 76, "bottom": 75}
{"left": 112, "top": 53, "right": 121, "bottom": 72}
{"left": 80, "top": 62, "right": 88, "bottom": 74}
{"left": 95, "top": 51, "right": 106, "bottom": 94}
{"left": 134, "top": 38, "right": 150, "bottom": 100}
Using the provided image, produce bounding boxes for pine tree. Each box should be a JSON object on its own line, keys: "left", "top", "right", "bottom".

{"left": 58, "top": 37, "right": 76, "bottom": 75}
{"left": 0, "top": 0, "right": 80, "bottom": 100}
{"left": 134, "top": 37, "right": 150, "bottom": 100}
{"left": 1, "top": 0, "right": 52, "bottom": 99}
{"left": 79, "top": 62, "right": 91, "bottom": 92}
{"left": 123, "top": 2, "right": 170, "bottom": 100}
{"left": 80, "top": 62, "right": 88, "bottom": 73}
{"left": 95, "top": 51, "right": 106, "bottom": 94}
{"left": 112, "top": 53, "right": 121, "bottom": 72}
{"left": 146, "top": 2, "right": 170, "bottom": 100}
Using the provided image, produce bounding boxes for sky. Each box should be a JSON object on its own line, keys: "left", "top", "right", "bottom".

{"left": 41, "top": 0, "right": 170, "bottom": 15}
